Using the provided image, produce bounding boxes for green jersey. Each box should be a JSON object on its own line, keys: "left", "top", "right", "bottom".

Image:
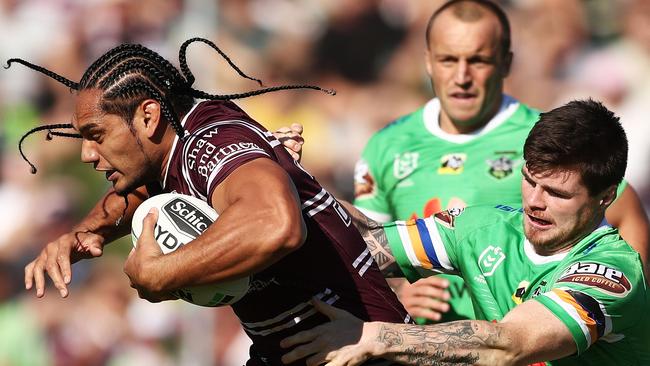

{"left": 353, "top": 95, "right": 540, "bottom": 321}
{"left": 385, "top": 205, "right": 650, "bottom": 365}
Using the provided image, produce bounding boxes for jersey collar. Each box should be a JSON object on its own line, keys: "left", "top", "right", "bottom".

{"left": 422, "top": 94, "right": 519, "bottom": 144}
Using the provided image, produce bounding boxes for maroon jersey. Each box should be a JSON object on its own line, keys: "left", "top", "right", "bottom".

{"left": 161, "top": 101, "right": 409, "bottom": 365}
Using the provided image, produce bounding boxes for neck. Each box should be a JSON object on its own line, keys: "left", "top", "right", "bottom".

{"left": 158, "top": 129, "right": 177, "bottom": 184}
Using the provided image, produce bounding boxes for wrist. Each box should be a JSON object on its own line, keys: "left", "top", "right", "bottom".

{"left": 365, "top": 321, "right": 390, "bottom": 357}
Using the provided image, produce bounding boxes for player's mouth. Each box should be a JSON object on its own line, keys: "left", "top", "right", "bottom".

{"left": 449, "top": 92, "right": 477, "bottom": 104}
{"left": 106, "top": 170, "right": 118, "bottom": 182}
{"left": 526, "top": 213, "right": 553, "bottom": 229}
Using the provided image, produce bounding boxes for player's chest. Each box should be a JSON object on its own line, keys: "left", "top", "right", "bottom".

{"left": 385, "top": 139, "right": 524, "bottom": 187}
{"left": 466, "top": 239, "right": 560, "bottom": 312}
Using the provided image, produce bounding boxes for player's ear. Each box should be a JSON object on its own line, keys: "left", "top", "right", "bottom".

{"left": 138, "top": 99, "right": 163, "bottom": 139}
{"left": 424, "top": 48, "right": 434, "bottom": 79}
{"left": 599, "top": 185, "right": 617, "bottom": 208}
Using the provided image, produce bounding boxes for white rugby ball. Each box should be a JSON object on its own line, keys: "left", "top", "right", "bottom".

{"left": 131, "top": 193, "right": 249, "bottom": 307}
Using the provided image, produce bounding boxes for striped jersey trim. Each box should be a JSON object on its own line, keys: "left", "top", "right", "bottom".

{"left": 390, "top": 218, "right": 454, "bottom": 272}
{"left": 241, "top": 288, "right": 339, "bottom": 337}
{"left": 302, "top": 188, "right": 336, "bottom": 218}
{"left": 537, "top": 288, "right": 612, "bottom": 354}
{"left": 352, "top": 248, "right": 374, "bottom": 277}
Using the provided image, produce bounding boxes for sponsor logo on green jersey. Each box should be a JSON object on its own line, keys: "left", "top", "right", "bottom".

{"left": 438, "top": 153, "right": 466, "bottom": 174}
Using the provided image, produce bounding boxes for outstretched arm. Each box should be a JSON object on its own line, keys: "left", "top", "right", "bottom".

{"left": 24, "top": 186, "right": 148, "bottom": 297}
{"left": 281, "top": 298, "right": 575, "bottom": 366}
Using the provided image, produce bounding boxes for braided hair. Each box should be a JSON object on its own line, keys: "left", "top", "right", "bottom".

{"left": 6, "top": 37, "right": 335, "bottom": 174}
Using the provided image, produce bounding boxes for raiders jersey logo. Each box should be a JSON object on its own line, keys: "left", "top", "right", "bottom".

{"left": 486, "top": 151, "right": 519, "bottom": 179}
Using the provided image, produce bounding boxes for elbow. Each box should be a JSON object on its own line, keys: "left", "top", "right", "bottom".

{"left": 264, "top": 208, "right": 307, "bottom": 255}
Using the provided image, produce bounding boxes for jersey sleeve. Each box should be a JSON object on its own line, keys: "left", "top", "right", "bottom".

{"left": 181, "top": 121, "right": 275, "bottom": 200}
{"left": 352, "top": 138, "right": 393, "bottom": 223}
{"left": 533, "top": 255, "right": 645, "bottom": 355}
{"left": 382, "top": 209, "right": 466, "bottom": 282}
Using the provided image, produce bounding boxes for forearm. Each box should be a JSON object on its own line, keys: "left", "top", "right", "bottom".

{"left": 155, "top": 196, "right": 306, "bottom": 291}
{"left": 74, "top": 186, "right": 148, "bottom": 244}
{"left": 370, "top": 320, "right": 515, "bottom": 366}
{"left": 340, "top": 200, "right": 404, "bottom": 277}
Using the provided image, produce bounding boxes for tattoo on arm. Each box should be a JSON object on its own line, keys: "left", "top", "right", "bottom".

{"left": 352, "top": 211, "right": 403, "bottom": 277}
{"left": 376, "top": 321, "right": 501, "bottom": 365}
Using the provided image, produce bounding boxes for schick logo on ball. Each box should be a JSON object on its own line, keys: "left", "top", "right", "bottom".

{"left": 163, "top": 198, "right": 214, "bottom": 238}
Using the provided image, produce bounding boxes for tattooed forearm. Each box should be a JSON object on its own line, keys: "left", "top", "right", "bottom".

{"left": 363, "top": 220, "right": 403, "bottom": 277}
{"left": 375, "top": 321, "right": 504, "bottom": 365}
{"left": 341, "top": 200, "right": 403, "bottom": 277}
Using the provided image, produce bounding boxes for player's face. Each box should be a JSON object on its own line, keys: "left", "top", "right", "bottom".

{"left": 425, "top": 11, "right": 511, "bottom": 134}
{"left": 521, "top": 165, "right": 604, "bottom": 255}
{"left": 72, "top": 89, "right": 155, "bottom": 195}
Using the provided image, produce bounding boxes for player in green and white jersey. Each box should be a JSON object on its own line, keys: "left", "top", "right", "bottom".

{"left": 383, "top": 205, "right": 649, "bottom": 365}
{"left": 351, "top": 0, "right": 649, "bottom": 325}
{"left": 354, "top": 95, "right": 538, "bottom": 222}
{"left": 280, "top": 100, "right": 649, "bottom": 365}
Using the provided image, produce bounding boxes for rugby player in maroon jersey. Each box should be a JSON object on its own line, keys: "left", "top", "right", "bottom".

{"left": 12, "top": 38, "right": 409, "bottom": 365}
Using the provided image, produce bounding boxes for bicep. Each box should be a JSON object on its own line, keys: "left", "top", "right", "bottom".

{"left": 210, "top": 157, "right": 307, "bottom": 248}
{"left": 500, "top": 300, "right": 576, "bottom": 364}
{"left": 211, "top": 157, "right": 300, "bottom": 211}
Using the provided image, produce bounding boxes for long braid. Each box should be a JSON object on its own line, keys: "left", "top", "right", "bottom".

{"left": 19, "top": 123, "right": 80, "bottom": 174}
{"left": 179, "top": 37, "right": 263, "bottom": 87}
{"left": 5, "top": 59, "right": 79, "bottom": 90}
{"left": 187, "top": 84, "right": 336, "bottom": 101}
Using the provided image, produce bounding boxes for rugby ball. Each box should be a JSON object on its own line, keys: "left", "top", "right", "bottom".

{"left": 131, "top": 193, "right": 249, "bottom": 307}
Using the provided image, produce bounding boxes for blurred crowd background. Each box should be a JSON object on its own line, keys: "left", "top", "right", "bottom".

{"left": 1, "top": 0, "right": 650, "bottom": 365}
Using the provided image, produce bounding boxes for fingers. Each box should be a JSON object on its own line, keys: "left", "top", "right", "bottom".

{"left": 281, "top": 337, "right": 321, "bottom": 364}
{"left": 419, "top": 276, "right": 450, "bottom": 290}
{"left": 399, "top": 278, "right": 451, "bottom": 322}
{"left": 32, "top": 255, "right": 46, "bottom": 298}
{"left": 289, "top": 123, "right": 303, "bottom": 135}
{"left": 24, "top": 260, "right": 35, "bottom": 291}
{"left": 281, "top": 327, "right": 321, "bottom": 349}
{"left": 312, "top": 299, "right": 348, "bottom": 320}
{"left": 410, "top": 279, "right": 450, "bottom": 300}
{"left": 45, "top": 244, "right": 69, "bottom": 297}
{"left": 57, "top": 240, "right": 73, "bottom": 285}
{"left": 407, "top": 303, "right": 448, "bottom": 321}
{"left": 139, "top": 208, "right": 158, "bottom": 243}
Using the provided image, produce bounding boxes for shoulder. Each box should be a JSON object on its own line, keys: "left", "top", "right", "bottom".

{"left": 554, "top": 228, "right": 645, "bottom": 302}
{"left": 183, "top": 100, "right": 262, "bottom": 134}
{"left": 507, "top": 99, "right": 541, "bottom": 127}
{"left": 366, "top": 105, "right": 426, "bottom": 147}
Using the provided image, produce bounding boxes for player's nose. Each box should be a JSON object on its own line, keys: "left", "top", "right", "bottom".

{"left": 80, "top": 140, "right": 99, "bottom": 164}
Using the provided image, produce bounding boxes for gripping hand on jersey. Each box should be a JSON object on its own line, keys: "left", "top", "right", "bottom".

{"left": 273, "top": 123, "right": 304, "bottom": 162}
